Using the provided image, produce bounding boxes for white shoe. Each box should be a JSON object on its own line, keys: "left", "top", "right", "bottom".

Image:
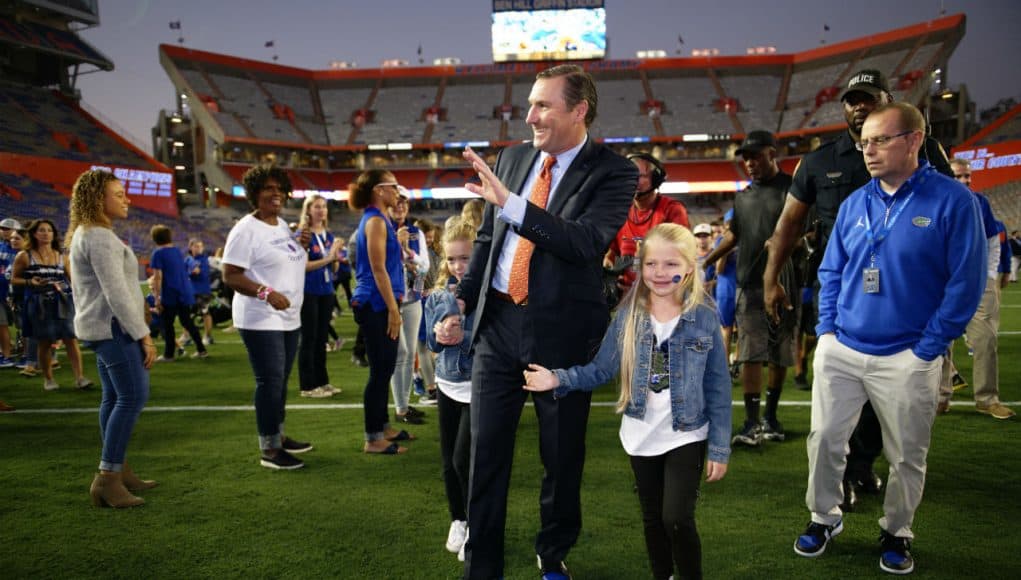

{"left": 321, "top": 384, "right": 342, "bottom": 395}
{"left": 299, "top": 387, "right": 333, "bottom": 399}
{"left": 457, "top": 528, "right": 468, "bottom": 562}
{"left": 43, "top": 378, "right": 59, "bottom": 391}
{"left": 446, "top": 520, "right": 467, "bottom": 554}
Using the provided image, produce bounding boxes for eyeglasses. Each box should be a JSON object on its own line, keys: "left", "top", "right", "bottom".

{"left": 855, "top": 130, "right": 914, "bottom": 151}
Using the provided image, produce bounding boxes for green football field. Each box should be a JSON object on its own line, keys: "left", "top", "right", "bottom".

{"left": 2, "top": 286, "right": 1018, "bottom": 579}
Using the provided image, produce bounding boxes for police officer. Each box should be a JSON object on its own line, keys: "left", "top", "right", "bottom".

{"left": 762, "top": 69, "right": 952, "bottom": 511}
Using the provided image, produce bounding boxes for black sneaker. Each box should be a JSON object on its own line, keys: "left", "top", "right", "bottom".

{"left": 260, "top": 449, "right": 304, "bottom": 470}
{"left": 406, "top": 406, "right": 426, "bottom": 419}
{"left": 395, "top": 412, "right": 424, "bottom": 425}
{"left": 794, "top": 519, "right": 843, "bottom": 557}
{"left": 732, "top": 420, "right": 762, "bottom": 447}
{"left": 879, "top": 530, "right": 914, "bottom": 574}
{"left": 794, "top": 372, "right": 811, "bottom": 390}
{"left": 760, "top": 416, "right": 786, "bottom": 442}
{"left": 281, "top": 437, "right": 313, "bottom": 454}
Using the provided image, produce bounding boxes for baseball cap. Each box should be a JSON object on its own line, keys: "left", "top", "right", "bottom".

{"left": 0, "top": 217, "right": 23, "bottom": 229}
{"left": 840, "top": 69, "right": 890, "bottom": 102}
{"left": 693, "top": 223, "right": 712, "bottom": 236}
{"left": 736, "top": 130, "right": 776, "bottom": 155}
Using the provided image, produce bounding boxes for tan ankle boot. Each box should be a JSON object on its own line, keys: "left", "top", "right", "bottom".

{"left": 122, "top": 463, "right": 158, "bottom": 491}
{"left": 89, "top": 472, "right": 145, "bottom": 508}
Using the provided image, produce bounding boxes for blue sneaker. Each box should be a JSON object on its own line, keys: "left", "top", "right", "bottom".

{"left": 794, "top": 519, "right": 843, "bottom": 557}
{"left": 879, "top": 530, "right": 914, "bottom": 574}
{"left": 537, "top": 556, "right": 572, "bottom": 580}
{"left": 413, "top": 375, "right": 426, "bottom": 396}
{"left": 0, "top": 357, "right": 14, "bottom": 369}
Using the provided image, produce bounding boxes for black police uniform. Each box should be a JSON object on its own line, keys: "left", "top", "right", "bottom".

{"left": 789, "top": 129, "right": 952, "bottom": 494}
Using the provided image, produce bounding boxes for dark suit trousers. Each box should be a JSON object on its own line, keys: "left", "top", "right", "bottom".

{"left": 464, "top": 297, "right": 593, "bottom": 580}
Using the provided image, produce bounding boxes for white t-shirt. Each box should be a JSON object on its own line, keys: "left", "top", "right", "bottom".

{"left": 437, "top": 378, "right": 471, "bottom": 404}
{"left": 222, "top": 214, "right": 307, "bottom": 331}
{"left": 620, "top": 313, "right": 709, "bottom": 457}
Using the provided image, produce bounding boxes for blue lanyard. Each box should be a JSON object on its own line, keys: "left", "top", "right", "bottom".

{"left": 863, "top": 189, "right": 914, "bottom": 260}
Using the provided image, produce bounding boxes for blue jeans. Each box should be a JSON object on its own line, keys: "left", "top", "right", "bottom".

{"left": 353, "top": 305, "right": 397, "bottom": 441}
{"left": 239, "top": 328, "right": 300, "bottom": 450}
{"left": 93, "top": 320, "right": 150, "bottom": 472}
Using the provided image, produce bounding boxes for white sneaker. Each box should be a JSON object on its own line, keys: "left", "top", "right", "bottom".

{"left": 321, "top": 384, "right": 342, "bottom": 395}
{"left": 457, "top": 528, "right": 468, "bottom": 562}
{"left": 445, "top": 520, "right": 467, "bottom": 554}
{"left": 299, "top": 387, "right": 333, "bottom": 399}
{"left": 43, "top": 378, "right": 59, "bottom": 391}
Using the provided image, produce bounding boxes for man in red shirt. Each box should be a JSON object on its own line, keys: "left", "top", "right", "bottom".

{"left": 604, "top": 153, "right": 690, "bottom": 296}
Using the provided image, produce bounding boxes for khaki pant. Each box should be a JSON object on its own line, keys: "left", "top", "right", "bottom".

{"left": 966, "top": 282, "right": 1000, "bottom": 406}
{"left": 805, "top": 334, "right": 941, "bottom": 539}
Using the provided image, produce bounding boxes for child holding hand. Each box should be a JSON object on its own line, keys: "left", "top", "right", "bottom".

{"left": 524, "top": 223, "right": 731, "bottom": 580}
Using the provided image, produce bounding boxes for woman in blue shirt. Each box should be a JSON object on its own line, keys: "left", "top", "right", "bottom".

{"left": 350, "top": 170, "right": 414, "bottom": 454}
{"left": 297, "top": 194, "right": 341, "bottom": 398}
{"left": 149, "top": 225, "right": 207, "bottom": 361}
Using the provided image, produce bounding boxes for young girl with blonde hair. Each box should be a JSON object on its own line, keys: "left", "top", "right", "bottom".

{"left": 524, "top": 223, "right": 732, "bottom": 579}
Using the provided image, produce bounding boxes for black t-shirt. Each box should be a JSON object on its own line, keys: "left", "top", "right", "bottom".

{"left": 732, "top": 171, "right": 792, "bottom": 289}
{"left": 789, "top": 130, "right": 952, "bottom": 252}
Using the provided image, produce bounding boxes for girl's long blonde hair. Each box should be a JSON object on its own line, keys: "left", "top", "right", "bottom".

{"left": 616, "top": 223, "right": 707, "bottom": 412}
{"left": 66, "top": 169, "right": 119, "bottom": 248}
{"left": 298, "top": 194, "right": 327, "bottom": 230}
{"left": 433, "top": 217, "right": 476, "bottom": 291}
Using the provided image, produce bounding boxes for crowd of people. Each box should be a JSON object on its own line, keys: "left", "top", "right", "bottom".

{"left": 0, "top": 63, "right": 1015, "bottom": 579}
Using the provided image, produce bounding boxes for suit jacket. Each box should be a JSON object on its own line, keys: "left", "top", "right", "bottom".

{"left": 457, "top": 138, "right": 638, "bottom": 367}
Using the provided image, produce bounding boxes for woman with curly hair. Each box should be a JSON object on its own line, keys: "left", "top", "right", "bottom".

{"left": 223, "top": 166, "right": 314, "bottom": 470}
{"left": 11, "top": 219, "right": 92, "bottom": 391}
{"left": 67, "top": 169, "right": 158, "bottom": 508}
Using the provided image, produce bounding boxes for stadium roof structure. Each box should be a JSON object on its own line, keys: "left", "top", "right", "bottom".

{"left": 159, "top": 13, "right": 965, "bottom": 152}
{"left": 0, "top": 14, "right": 113, "bottom": 72}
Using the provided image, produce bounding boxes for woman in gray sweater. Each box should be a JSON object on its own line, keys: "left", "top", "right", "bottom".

{"left": 67, "top": 169, "right": 158, "bottom": 508}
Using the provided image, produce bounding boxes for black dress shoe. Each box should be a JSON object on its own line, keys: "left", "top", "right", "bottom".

{"left": 840, "top": 479, "right": 857, "bottom": 512}
{"left": 854, "top": 472, "right": 883, "bottom": 495}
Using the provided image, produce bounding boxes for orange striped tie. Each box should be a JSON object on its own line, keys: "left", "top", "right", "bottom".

{"left": 507, "top": 155, "right": 556, "bottom": 304}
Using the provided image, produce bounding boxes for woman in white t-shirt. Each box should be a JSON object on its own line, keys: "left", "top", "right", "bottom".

{"left": 223, "top": 166, "right": 313, "bottom": 471}
{"left": 524, "top": 224, "right": 732, "bottom": 580}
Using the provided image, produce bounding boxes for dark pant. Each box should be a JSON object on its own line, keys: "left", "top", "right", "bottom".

{"left": 298, "top": 293, "right": 333, "bottom": 391}
{"left": 630, "top": 441, "right": 707, "bottom": 580}
{"left": 354, "top": 305, "right": 397, "bottom": 440}
{"left": 238, "top": 328, "right": 299, "bottom": 450}
{"left": 465, "top": 299, "right": 592, "bottom": 580}
{"left": 93, "top": 320, "right": 150, "bottom": 471}
{"left": 438, "top": 388, "right": 471, "bottom": 522}
{"left": 160, "top": 302, "right": 205, "bottom": 359}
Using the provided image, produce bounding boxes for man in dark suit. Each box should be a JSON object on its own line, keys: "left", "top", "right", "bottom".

{"left": 445, "top": 64, "right": 636, "bottom": 580}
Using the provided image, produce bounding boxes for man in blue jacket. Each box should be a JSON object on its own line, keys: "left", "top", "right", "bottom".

{"left": 793, "top": 102, "right": 985, "bottom": 575}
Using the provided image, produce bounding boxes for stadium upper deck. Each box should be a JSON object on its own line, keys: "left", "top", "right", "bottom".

{"left": 160, "top": 14, "right": 964, "bottom": 151}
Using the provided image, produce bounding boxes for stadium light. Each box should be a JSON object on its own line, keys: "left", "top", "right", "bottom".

{"left": 170, "top": 116, "right": 182, "bottom": 124}
{"left": 387, "top": 143, "right": 413, "bottom": 151}
{"left": 174, "top": 165, "right": 186, "bottom": 170}
{"left": 176, "top": 188, "right": 188, "bottom": 194}
{"left": 636, "top": 50, "right": 667, "bottom": 59}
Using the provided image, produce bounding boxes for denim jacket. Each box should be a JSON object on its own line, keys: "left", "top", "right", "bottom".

{"left": 553, "top": 303, "right": 732, "bottom": 463}
{"left": 425, "top": 290, "right": 475, "bottom": 382}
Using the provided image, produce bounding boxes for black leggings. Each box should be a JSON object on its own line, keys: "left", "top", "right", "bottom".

{"left": 353, "top": 305, "right": 397, "bottom": 439}
{"left": 438, "top": 388, "right": 471, "bottom": 521}
{"left": 630, "top": 440, "right": 707, "bottom": 580}
{"left": 298, "top": 293, "right": 333, "bottom": 390}
{"left": 160, "top": 303, "right": 205, "bottom": 359}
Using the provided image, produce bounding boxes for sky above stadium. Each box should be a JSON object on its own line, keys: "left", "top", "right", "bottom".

{"left": 76, "top": 0, "right": 1020, "bottom": 148}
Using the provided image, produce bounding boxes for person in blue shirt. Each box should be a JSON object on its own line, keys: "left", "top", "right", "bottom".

{"left": 0, "top": 217, "right": 20, "bottom": 367}
{"left": 184, "top": 238, "right": 214, "bottom": 346}
{"left": 946, "top": 158, "right": 1014, "bottom": 420}
{"left": 794, "top": 103, "right": 985, "bottom": 575}
{"left": 149, "top": 225, "right": 207, "bottom": 361}
{"left": 296, "top": 194, "right": 342, "bottom": 399}
{"left": 350, "top": 169, "right": 415, "bottom": 454}
{"left": 523, "top": 223, "right": 731, "bottom": 580}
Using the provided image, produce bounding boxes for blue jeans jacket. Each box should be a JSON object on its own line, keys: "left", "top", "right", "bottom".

{"left": 553, "top": 303, "right": 732, "bottom": 463}
{"left": 425, "top": 291, "right": 475, "bottom": 382}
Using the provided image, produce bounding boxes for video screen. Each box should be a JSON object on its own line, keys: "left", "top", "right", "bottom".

{"left": 492, "top": 8, "right": 606, "bottom": 62}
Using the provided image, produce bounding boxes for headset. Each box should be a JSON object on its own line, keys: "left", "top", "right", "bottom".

{"left": 627, "top": 152, "right": 667, "bottom": 191}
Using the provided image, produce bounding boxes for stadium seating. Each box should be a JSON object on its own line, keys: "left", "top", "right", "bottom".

{"left": 0, "top": 83, "right": 152, "bottom": 167}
